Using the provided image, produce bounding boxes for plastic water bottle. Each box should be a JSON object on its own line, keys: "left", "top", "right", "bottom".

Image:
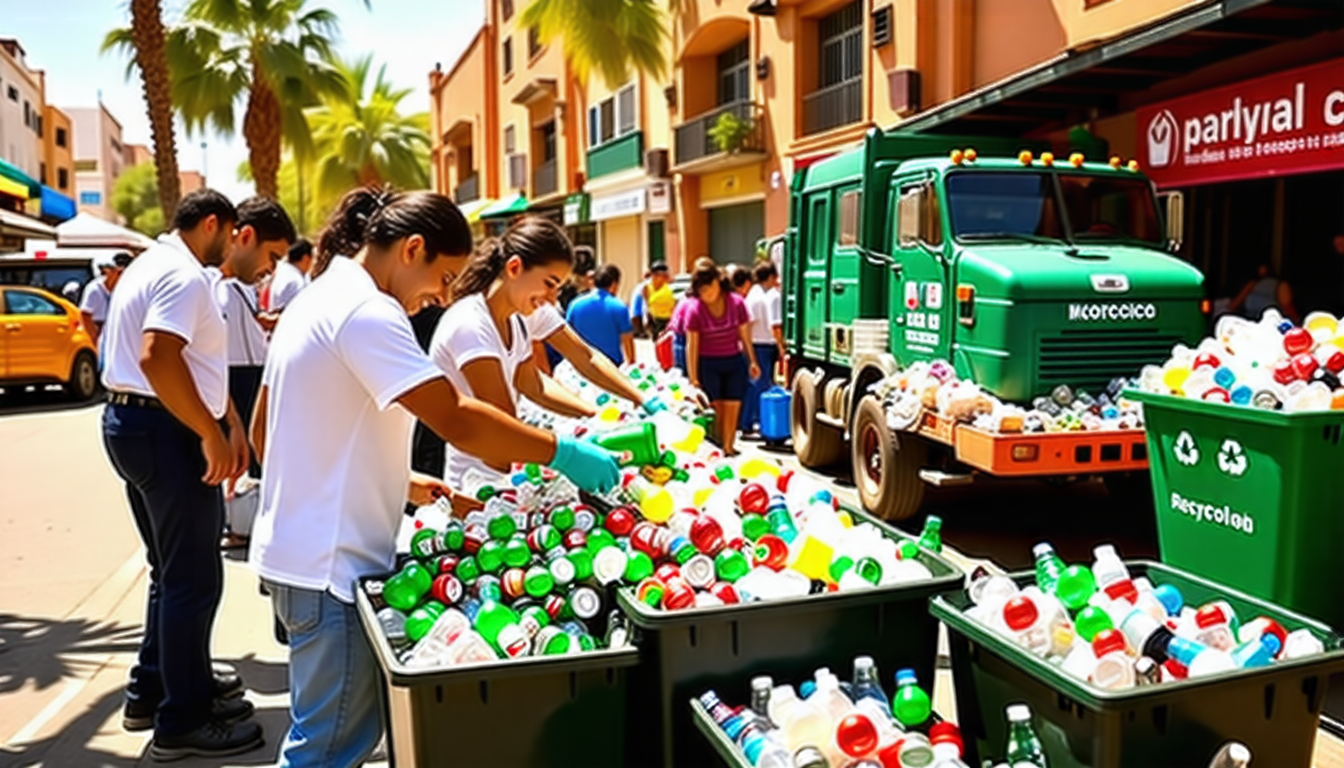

{"left": 891, "top": 668, "right": 931, "bottom": 728}
{"left": 1231, "top": 635, "right": 1281, "bottom": 669}
{"left": 929, "top": 722, "right": 970, "bottom": 767}
{"left": 751, "top": 675, "right": 774, "bottom": 718}
{"left": 782, "top": 696, "right": 832, "bottom": 755}
{"left": 1090, "top": 629, "right": 1135, "bottom": 690}
{"left": 851, "top": 655, "right": 889, "bottom": 706}
{"left": 767, "top": 684, "right": 800, "bottom": 730}
{"left": 1281, "top": 628, "right": 1326, "bottom": 659}
{"left": 1004, "top": 704, "right": 1048, "bottom": 767}
{"left": 1053, "top": 564, "right": 1097, "bottom": 611}
{"left": 1032, "top": 543, "right": 1065, "bottom": 593}
{"left": 1167, "top": 636, "right": 1236, "bottom": 677}
{"left": 1194, "top": 603, "right": 1237, "bottom": 651}
{"left": 813, "top": 670, "right": 853, "bottom": 722}
{"left": 1091, "top": 545, "right": 1137, "bottom": 605}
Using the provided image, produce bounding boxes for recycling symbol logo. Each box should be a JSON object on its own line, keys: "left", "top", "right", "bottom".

{"left": 1173, "top": 431, "right": 1200, "bottom": 466}
{"left": 1217, "top": 438, "right": 1248, "bottom": 477}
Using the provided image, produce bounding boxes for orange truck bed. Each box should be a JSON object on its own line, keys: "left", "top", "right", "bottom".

{"left": 914, "top": 411, "right": 1149, "bottom": 476}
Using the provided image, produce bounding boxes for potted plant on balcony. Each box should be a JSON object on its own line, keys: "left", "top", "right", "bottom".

{"left": 709, "top": 111, "right": 754, "bottom": 154}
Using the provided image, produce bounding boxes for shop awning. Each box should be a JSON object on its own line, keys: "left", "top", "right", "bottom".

{"left": 0, "top": 157, "right": 40, "bottom": 197}
{"left": 478, "top": 194, "right": 529, "bottom": 220}
{"left": 56, "top": 212, "right": 157, "bottom": 250}
{"left": 0, "top": 208, "right": 58, "bottom": 239}
{"left": 896, "top": 0, "right": 1344, "bottom": 138}
{"left": 457, "top": 197, "right": 496, "bottom": 224}
{"left": 39, "top": 186, "right": 77, "bottom": 222}
{"left": 0, "top": 175, "right": 29, "bottom": 200}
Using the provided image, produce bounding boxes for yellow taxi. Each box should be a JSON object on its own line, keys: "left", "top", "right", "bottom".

{"left": 0, "top": 285, "right": 99, "bottom": 400}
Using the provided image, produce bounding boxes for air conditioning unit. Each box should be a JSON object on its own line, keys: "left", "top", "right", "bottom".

{"left": 645, "top": 148, "right": 670, "bottom": 178}
{"left": 508, "top": 153, "right": 527, "bottom": 190}
{"left": 888, "top": 69, "right": 921, "bottom": 115}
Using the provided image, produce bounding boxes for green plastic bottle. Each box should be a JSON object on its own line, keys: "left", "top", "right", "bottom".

{"left": 1032, "top": 543, "right": 1065, "bottom": 593}
{"left": 409, "top": 528, "right": 442, "bottom": 561}
{"left": 568, "top": 548, "right": 595, "bottom": 581}
{"left": 405, "top": 601, "right": 445, "bottom": 642}
{"left": 624, "top": 550, "right": 655, "bottom": 582}
{"left": 1075, "top": 605, "right": 1113, "bottom": 642}
{"left": 896, "top": 539, "right": 920, "bottom": 561}
{"left": 523, "top": 565, "right": 554, "bottom": 598}
{"left": 549, "top": 505, "right": 576, "bottom": 532}
{"left": 1005, "top": 704, "right": 1048, "bottom": 767}
{"left": 741, "top": 513, "right": 770, "bottom": 542}
{"left": 715, "top": 548, "right": 750, "bottom": 582}
{"left": 917, "top": 516, "right": 943, "bottom": 553}
{"left": 477, "top": 540, "right": 506, "bottom": 574}
{"left": 475, "top": 600, "right": 529, "bottom": 658}
{"left": 1055, "top": 564, "right": 1098, "bottom": 611}
{"left": 455, "top": 555, "right": 481, "bottom": 584}
{"left": 383, "top": 562, "right": 433, "bottom": 612}
{"left": 829, "top": 555, "right": 854, "bottom": 583}
{"left": 891, "top": 668, "right": 931, "bottom": 728}
{"left": 503, "top": 536, "right": 532, "bottom": 568}
{"left": 442, "top": 521, "right": 466, "bottom": 552}
{"left": 487, "top": 512, "right": 517, "bottom": 541}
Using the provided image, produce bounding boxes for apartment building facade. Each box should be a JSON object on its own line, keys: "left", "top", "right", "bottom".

{"left": 66, "top": 104, "right": 125, "bottom": 221}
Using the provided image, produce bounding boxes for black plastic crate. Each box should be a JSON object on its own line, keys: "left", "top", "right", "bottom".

{"left": 616, "top": 509, "right": 963, "bottom": 768}
{"left": 354, "top": 575, "right": 638, "bottom": 768}
{"left": 931, "top": 560, "right": 1344, "bottom": 768}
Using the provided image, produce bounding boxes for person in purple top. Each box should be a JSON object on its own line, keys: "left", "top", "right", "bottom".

{"left": 685, "top": 262, "right": 760, "bottom": 456}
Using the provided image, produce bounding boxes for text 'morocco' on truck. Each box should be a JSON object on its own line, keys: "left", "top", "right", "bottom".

{"left": 778, "top": 130, "right": 1207, "bottom": 521}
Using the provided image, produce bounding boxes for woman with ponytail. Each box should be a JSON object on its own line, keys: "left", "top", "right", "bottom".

{"left": 430, "top": 216, "right": 596, "bottom": 487}
{"left": 248, "top": 188, "right": 619, "bottom": 768}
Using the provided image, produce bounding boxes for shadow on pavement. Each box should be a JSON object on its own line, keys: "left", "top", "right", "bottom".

{"left": 219, "top": 654, "right": 288, "bottom": 697}
{"left": 0, "top": 614, "right": 142, "bottom": 695}
{"left": 0, "top": 387, "right": 102, "bottom": 418}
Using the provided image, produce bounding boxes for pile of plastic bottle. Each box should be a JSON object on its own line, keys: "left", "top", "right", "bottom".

{"left": 699, "top": 656, "right": 965, "bottom": 768}
{"left": 963, "top": 544, "right": 1326, "bottom": 690}
{"left": 522, "top": 361, "right": 712, "bottom": 439}
{"left": 1137, "top": 310, "right": 1344, "bottom": 412}
{"left": 872, "top": 359, "right": 1144, "bottom": 435}
{"left": 367, "top": 470, "right": 635, "bottom": 668}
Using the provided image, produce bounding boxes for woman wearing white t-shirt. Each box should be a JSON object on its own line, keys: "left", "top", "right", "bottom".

{"left": 248, "top": 189, "right": 618, "bottom": 768}
{"left": 431, "top": 218, "right": 597, "bottom": 488}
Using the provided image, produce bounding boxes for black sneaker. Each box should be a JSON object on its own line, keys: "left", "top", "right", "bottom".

{"left": 148, "top": 718, "right": 263, "bottom": 762}
{"left": 124, "top": 693, "right": 254, "bottom": 732}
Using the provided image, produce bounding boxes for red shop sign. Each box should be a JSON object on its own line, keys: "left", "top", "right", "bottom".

{"left": 1136, "top": 58, "right": 1344, "bottom": 189}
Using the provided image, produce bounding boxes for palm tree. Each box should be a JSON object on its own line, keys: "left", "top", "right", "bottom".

{"left": 166, "top": 0, "right": 347, "bottom": 198}
{"left": 102, "top": 0, "right": 181, "bottom": 223}
{"left": 521, "top": 0, "right": 671, "bottom": 88}
{"left": 304, "top": 55, "right": 431, "bottom": 205}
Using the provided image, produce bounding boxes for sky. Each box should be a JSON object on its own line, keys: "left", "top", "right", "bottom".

{"left": 0, "top": 0, "right": 484, "bottom": 203}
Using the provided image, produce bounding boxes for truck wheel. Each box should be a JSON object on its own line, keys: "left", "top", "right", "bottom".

{"left": 791, "top": 369, "right": 845, "bottom": 468}
{"left": 66, "top": 352, "right": 98, "bottom": 402}
{"left": 851, "top": 396, "right": 927, "bottom": 521}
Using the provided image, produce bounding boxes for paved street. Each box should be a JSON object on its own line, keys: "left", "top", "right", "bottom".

{"left": 0, "top": 392, "right": 1340, "bottom": 767}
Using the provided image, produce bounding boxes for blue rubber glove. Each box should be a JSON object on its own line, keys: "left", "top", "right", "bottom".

{"left": 550, "top": 436, "right": 621, "bottom": 493}
{"left": 641, "top": 396, "right": 668, "bottom": 415}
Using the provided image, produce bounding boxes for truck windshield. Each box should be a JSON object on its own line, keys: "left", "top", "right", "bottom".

{"left": 946, "top": 171, "right": 1162, "bottom": 246}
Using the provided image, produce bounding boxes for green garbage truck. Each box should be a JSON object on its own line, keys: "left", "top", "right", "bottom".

{"left": 780, "top": 129, "right": 1207, "bottom": 521}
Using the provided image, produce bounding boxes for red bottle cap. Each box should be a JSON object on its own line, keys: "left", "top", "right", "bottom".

{"left": 562, "top": 529, "right": 587, "bottom": 550}
{"left": 1202, "top": 388, "right": 1231, "bottom": 403}
{"left": 1002, "top": 595, "right": 1040, "bottom": 631}
{"left": 462, "top": 524, "right": 488, "bottom": 555}
{"left": 430, "top": 574, "right": 463, "bottom": 605}
{"left": 661, "top": 578, "right": 695, "bottom": 610}
{"left": 929, "top": 722, "right": 962, "bottom": 753}
{"left": 655, "top": 563, "right": 682, "bottom": 583}
{"left": 835, "top": 713, "right": 878, "bottom": 758}
{"left": 1284, "top": 327, "right": 1313, "bottom": 355}
{"left": 776, "top": 470, "right": 794, "bottom": 493}
{"left": 1243, "top": 616, "right": 1289, "bottom": 650}
{"left": 1292, "top": 352, "right": 1319, "bottom": 380}
{"left": 1163, "top": 657, "right": 1188, "bottom": 679}
{"left": 605, "top": 506, "right": 637, "bottom": 537}
{"left": 1103, "top": 579, "right": 1139, "bottom": 605}
{"left": 1091, "top": 628, "right": 1127, "bottom": 658}
{"left": 435, "top": 554, "right": 459, "bottom": 574}
{"left": 1324, "top": 348, "right": 1344, "bottom": 374}
{"left": 1273, "top": 359, "right": 1298, "bottom": 385}
{"left": 1192, "top": 352, "right": 1220, "bottom": 370}
{"left": 1195, "top": 603, "right": 1227, "bottom": 629}
{"left": 738, "top": 483, "right": 770, "bottom": 516}
{"left": 631, "top": 523, "right": 661, "bottom": 556}
{"left": 690, "top": 515, "right": 725, "bottom": 555}
{"left": 543, "top": 593, "right": 566, "bottom": 619}
{"left": 501, "top": 568, "right": 527, "bottom": 600}
{"left": 877, "top": 741, "right": 901, "bottom": 768}
{"left": 753, "top": 535, "right": 789, "bottom": 570}
{"left": 710, "top": 581, "right": 740, "bottom": 604}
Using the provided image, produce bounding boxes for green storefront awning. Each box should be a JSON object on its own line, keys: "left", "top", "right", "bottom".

{"left": 478, "top": 194, "right": 529, "bottom": 220}
{"left": 563, "top": 193, "right": 590, "bottom": 226}
{"left": 0, "top": 157, "right": 41, "bottom": 197}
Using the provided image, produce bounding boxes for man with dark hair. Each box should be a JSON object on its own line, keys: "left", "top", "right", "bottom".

{"left": 566, "top": 263, "right": 634, "bottom": 365}
{"left": 269, "top": 237, "right": 314, "bottom": 311}
{"left": 100, "top": 188, "right": 265, "bottom": 759}
{"left": 742, "top": 260, "right": 785, "bottom": 436}
{"left": 80, "top": 251, "right": 134, "bottom": 347}
{"left": 216, "top": 197, "right": 296, "bottom": 487}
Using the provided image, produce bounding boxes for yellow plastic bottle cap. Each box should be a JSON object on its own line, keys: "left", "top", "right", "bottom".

{"left": 739, "top": 458, "right": 781, "bottom": 479}
{"left": 1162, "top": 367, "right": 1191, "bottom": 391}
{"left": 789, "top": 536, "right": 835, "bottom": 581}
{"left": 837, "top": 510, "right": 853, "bottom": 529}
{"left": 639, "top": 488, "right": 674, "bottom": 523}
{"left": 600, "top": 406, "right": 621, "bottom": 422}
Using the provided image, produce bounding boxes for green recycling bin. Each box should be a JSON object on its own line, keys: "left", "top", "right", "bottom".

{"left": 1130, "top": 390, "right": 1344, "bottom": 629}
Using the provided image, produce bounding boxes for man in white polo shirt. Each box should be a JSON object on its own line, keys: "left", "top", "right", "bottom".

{"left": 79, "top": 251, "right": 132, "bottom": 347}
{"left": 267, "top": 237, "right": 313, "bottom": 311}
{"left": 101, "top": 189, "right": 273, "bottom": 760}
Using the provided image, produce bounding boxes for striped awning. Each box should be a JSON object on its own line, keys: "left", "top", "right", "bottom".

{"left": 0, "top": 157, "right": 40, "bottom": 198}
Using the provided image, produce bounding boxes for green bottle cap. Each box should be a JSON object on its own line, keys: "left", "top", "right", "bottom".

{"left": 525, "top": 463, "right": 543, "bottom": 482}
{"left": 741, "top": 513, "right": 770, "bottom": 542}
{"left": 829, "top": 555, "right": 855, "bottom": 583}
{"left": 549, "top": 506, "right": 576, "bottom": 532}
{"left": 382, "top": 572, "right": 421, "bottom": 612}
{"left": 442, "top": 522, "right": 466, "bottom": 552}
{"left": 455, "top": 556, "right": 481, "bottom": 584}
{"left": 673, "top": 539, "right": 698, "bottom": 565}
{"left": 409, "top": 529, "right": 441, "bottom": 561}
{"left": 586, "top": 528, "right": 616, "bottom": 552}
{"left": 596, "top": 392, "right": 611, "bottom": 405}
{"left": 521, "top": 604, "right": 551, "bottom": 633}
{"left": 897, "top": 540, "right": 920, "bottom": 561}
{"left": 487, "top": 513, "right": 517, "bottom": 541}
{"left": 624, "top": 550, "right": 655, "bottom": 582}
{"left": 504, "top": 536, "right": 532, "bottom": 568}
{"left": 477, "top": 540, "right": 506, "bottom": 574}
{"left": 568, "top": 548, "right": 594, "bottom": 581}
{"left": 576, "top": 633, "right": 598, "bottom": 651}
{"left": 713, "top": 464, "right": 735, "bottom": 482}
{"left": 474, "top": 485, "right": 497, "bottom": 502}
{"left": 715, "top": 549, "right": 750, "bottom": 582}
{"left": 524, "top": 565, "right": 555, "bottom": 598}
{"left": 855, "top": 557, "right": 883, "bottom": 585}
{"left": 536, "top": 626, "right": 571, "bottom": 655}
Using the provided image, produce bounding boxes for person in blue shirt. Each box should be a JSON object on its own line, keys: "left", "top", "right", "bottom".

{"left": 565, "top": 264, "right": 634, "bottom": 365}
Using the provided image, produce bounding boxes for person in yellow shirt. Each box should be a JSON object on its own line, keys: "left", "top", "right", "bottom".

{"left": 645, "top": 261, "right": 675, "bottom": 337}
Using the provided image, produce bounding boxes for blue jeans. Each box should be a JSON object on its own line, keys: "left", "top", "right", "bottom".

{"left": 741, "top": 343, "right": 778, "bottom": 431}
{"left": 673, "top": 336, "right": 686, "bottom": 374}
{"left": 102, "top": 404, "right": 224, "bottom": 736}
{"left": 266, "top": 581, "right": 384, "bottom": 768}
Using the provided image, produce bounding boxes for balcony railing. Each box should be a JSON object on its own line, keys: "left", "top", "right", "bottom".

{"left": 674, "top": 100, "right": 765, "bottom": 168}
{"left": 533, "top": 159, "right": 557, "bottom": 197}
{"left": 802, "top": 78, "right": 862, "bottom": 136}
{"left": 454, "top": 173, "right": 479, "bottom": 204}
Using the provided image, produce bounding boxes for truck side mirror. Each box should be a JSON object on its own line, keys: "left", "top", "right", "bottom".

{"left": 1162, "top": 191, "right": 1184, "bottom": 253}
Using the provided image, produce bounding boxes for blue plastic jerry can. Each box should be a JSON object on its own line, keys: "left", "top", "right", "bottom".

{"left": 759, "top": 386, "right": 791, "bottom": 443}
